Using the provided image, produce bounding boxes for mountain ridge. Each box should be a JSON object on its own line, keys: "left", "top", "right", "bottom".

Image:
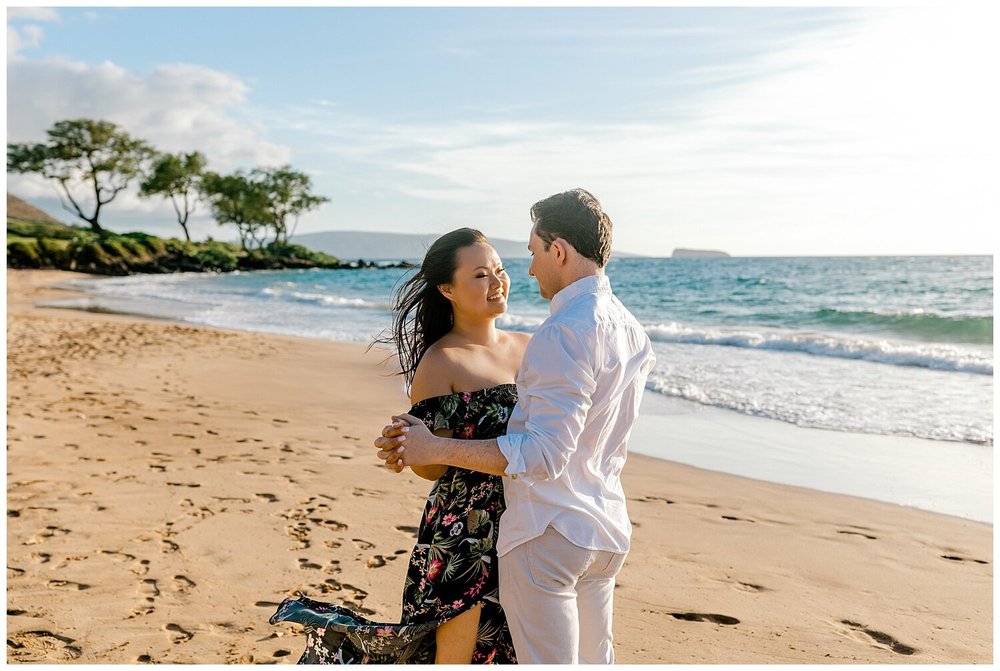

{"left": 293, "top": 230, "right": 643, "bottom": 261}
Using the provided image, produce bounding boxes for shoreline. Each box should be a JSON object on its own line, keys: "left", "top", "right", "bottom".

{"left": 6, "top": 268, "right": 992, "bottom": 663}
{"left": 28, "top": 269, "right": 993, "bottom": 522}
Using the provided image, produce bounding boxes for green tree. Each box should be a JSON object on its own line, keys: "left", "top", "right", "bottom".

{"left": 139, "top": 151, "right": 206, "bottom": 242}
{"left": 200, "top": 170, "right": 270, "bottom": 251}
{"left": 7, "top": 119, "right": 154, "bottom": 235}
{"left": 252, "top": 165, "right": 329, "bottom": 245}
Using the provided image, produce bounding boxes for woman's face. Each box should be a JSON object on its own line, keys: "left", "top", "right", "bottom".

{"left": 440, "top": 242, "right": 510, "bottom": 318}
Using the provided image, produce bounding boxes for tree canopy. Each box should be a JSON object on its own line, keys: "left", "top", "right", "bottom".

{"left": 8, "top": 118, "right": 330, "bottom": 252}
{"left": 7, "top": 119, "right": 154, "bottom": 234}
{"left": 139, "top": 151, "right": 207, "bottom": 242}
{"left": 251, "top": 165, "right": 330, "bottom": 246}
{"left": 200, "top": 170, "right": 271, "bottom": 251}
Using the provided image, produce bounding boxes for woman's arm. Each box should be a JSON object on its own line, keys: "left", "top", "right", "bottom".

{"left": 407, "top": 347, "right": 454, "bottom": 481}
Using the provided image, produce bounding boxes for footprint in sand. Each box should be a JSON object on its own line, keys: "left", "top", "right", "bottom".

{"left": 172, "top": 575, "right": 197, "bottom": 593}
{"left": 671, "top": 612, "right": 740, "bottom": 625}
{"left": 306, "top": 579, "right": 374, "bottom": 613}
{"left": 367, "top": 555, "right": 398, "bottom": 569}
{"left": 254, "top": 601, "right": 281, "bottom": 608}
{"left": 140, "top": 578, "right": 161, "bottom": 601}
{"left": 312, "top": 518, "right": 349, "bottom": 531}
{"left": 395, "top": 525, "right": 419, "bottom": 537}
{"left": 721, "top": 515, "right": 756, "bottom": 524}
{"left": 838, "top": 530, "right": 878, "bottom": 540}
{"left": 632, "top": 495, "right": 676, "bottom": 505}
{"left": 24, "top": 525, "right": 71, "bottom": 545}
{"left": 841, "top": 619, "right": 916, "bottom": 655}
{"left": 256, "top": 493, "right": 279, "bottom": 503}
{"left": 940, "top": 554, "right": 990, "bottom": 565}
{"left": 46, "top": 579, "right": 91, "bottom": 591}
{"left": 298, "top": 559, "right": 323, "bottom": 570}
{"left": 165, "top": 623, "right": 194, "bottom": 644}
{"left": 352, "top": 538, "right": 375, "bottom": 551}
{"left": 6, "top": 630, "right": 82, "bottom": 661}
{"left": 285, "top": 523, "right": 312, "bottom": 550}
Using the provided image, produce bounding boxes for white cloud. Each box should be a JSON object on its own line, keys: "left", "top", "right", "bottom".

{"left": 7, "top": 7, "right": 60, "bottom": 22}
{"left": 7, "top": 6, "right": 59, "bottom": 57}
{"left": 7, "top": 22, "right": 45, "bottom": 57}
{"left": 275, "top": 7, "right": 998, "bottom": 255}
{"left": 7, "top": 53, "right": 294, "bottom": 234}
{"left": 8, "top": 58, "right": 291, "bottom": 170}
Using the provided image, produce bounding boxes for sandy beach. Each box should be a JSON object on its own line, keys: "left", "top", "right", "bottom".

{"left": 5, "top": 268, "right": 993, "bottom": 664}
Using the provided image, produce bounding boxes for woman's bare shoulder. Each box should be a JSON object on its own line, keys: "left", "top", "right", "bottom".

{"left": 410, "top": 344, "right": 461, "bottom": 404}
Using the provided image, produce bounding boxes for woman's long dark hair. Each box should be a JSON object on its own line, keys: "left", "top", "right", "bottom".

{"left": 372, "top": 228, "right": 488, "bottom": 388}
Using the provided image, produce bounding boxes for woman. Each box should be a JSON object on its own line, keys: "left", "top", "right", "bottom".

{"left": 271, "top": 228, "right": 528, "bottom": 664}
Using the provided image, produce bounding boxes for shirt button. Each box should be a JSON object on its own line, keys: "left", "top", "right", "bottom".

{"left": 510, "top": 474, "right": 518, "bottom": 480}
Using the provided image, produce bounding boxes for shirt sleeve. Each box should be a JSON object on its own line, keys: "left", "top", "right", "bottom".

{"left": 496, "top": 322, "right": 597, "bottom": 484}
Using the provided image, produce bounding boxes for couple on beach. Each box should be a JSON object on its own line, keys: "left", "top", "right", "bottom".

{"left": 271, "top": 189, "right": 656, "bottom": 664}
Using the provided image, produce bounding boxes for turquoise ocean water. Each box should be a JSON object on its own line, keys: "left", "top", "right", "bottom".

{"left": 55, "top": 255, "right": 993, "bottom": 447}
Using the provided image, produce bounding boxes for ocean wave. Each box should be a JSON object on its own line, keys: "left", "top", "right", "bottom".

{"left": 644, "top": 322, "right": 993, "bottom": 375}
{"left": 496, "top": 313, "right": 546, "bottom": 331}
{"left": 262, "top": 288, "right": 388, "bottom": 310}
{"left": 644, "top": 376, "right": 993, "bottom": 445}
{"left": 806, "top": 308, "right": 992, "bottom": 344}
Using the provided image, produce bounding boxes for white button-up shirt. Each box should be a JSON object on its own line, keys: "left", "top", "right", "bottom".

{"left": 496, "top": 274, "right": 656, "bottom": 556}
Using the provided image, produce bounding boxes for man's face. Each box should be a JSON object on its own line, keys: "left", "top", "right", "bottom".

{"left": 527, "top": 229, "right": 557, "bottom": 300}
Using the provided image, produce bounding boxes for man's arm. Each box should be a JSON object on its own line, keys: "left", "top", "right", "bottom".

{"left": 495, "top": 323, "right": 596, "bottom": 483}
{"left": 377, "top": 416, "right": 509, "bottom": 477}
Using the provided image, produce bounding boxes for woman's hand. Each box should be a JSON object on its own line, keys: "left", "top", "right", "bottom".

{"left": 375, "top": 414, "right": 437, "bottom": 472}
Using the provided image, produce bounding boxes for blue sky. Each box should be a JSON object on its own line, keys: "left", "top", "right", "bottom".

{"left": 7, "top": 5, "right": 998, "bottom": 256}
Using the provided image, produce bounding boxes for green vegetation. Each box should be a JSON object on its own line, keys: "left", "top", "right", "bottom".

{"left": 8, "top": 118, "right": 329, "bottom": 253}
{"left": 7, "top": 117, "right": 354, "bottom": 275}
{"left": 139, "top": 151, "right": 206, "bottom": 242}
{"left": 7, "top": 119, "right": 153, "bottom": 235}
{"left": 6, "top": 214, "right": 346, "bottom": 275}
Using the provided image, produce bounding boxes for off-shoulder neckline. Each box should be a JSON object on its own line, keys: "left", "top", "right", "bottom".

{"left": 410, "top": 383, "right": 517, "bottom": 407}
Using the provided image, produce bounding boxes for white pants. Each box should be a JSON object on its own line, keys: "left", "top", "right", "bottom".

{"left": 498, "top": 526, "right": 627, "bottom": 664}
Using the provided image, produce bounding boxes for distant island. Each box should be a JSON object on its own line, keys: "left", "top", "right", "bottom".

{"left": 672, "top": 248, "right": 731, "bottom": 258}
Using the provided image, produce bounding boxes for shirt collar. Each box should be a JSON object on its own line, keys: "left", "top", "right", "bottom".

{"left": 550, "top": 274, "right": 611, "bottom": 315}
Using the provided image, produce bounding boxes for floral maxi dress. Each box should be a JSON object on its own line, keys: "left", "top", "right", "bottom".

{"left": 270, "top": 384, "right": 519, "bottom": 664}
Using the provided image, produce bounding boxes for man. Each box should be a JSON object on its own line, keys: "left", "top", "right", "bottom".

{"left": 375, "top": 188, "right": 655, "bottom": 664}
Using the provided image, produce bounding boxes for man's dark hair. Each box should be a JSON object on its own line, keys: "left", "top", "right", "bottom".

{"left": 529, "top": 188, "right": 613, "bottom": 267}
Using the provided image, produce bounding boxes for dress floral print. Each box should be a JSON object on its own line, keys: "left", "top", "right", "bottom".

{"left": 271, "top": 384, "right": 518, "bottom": 664}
